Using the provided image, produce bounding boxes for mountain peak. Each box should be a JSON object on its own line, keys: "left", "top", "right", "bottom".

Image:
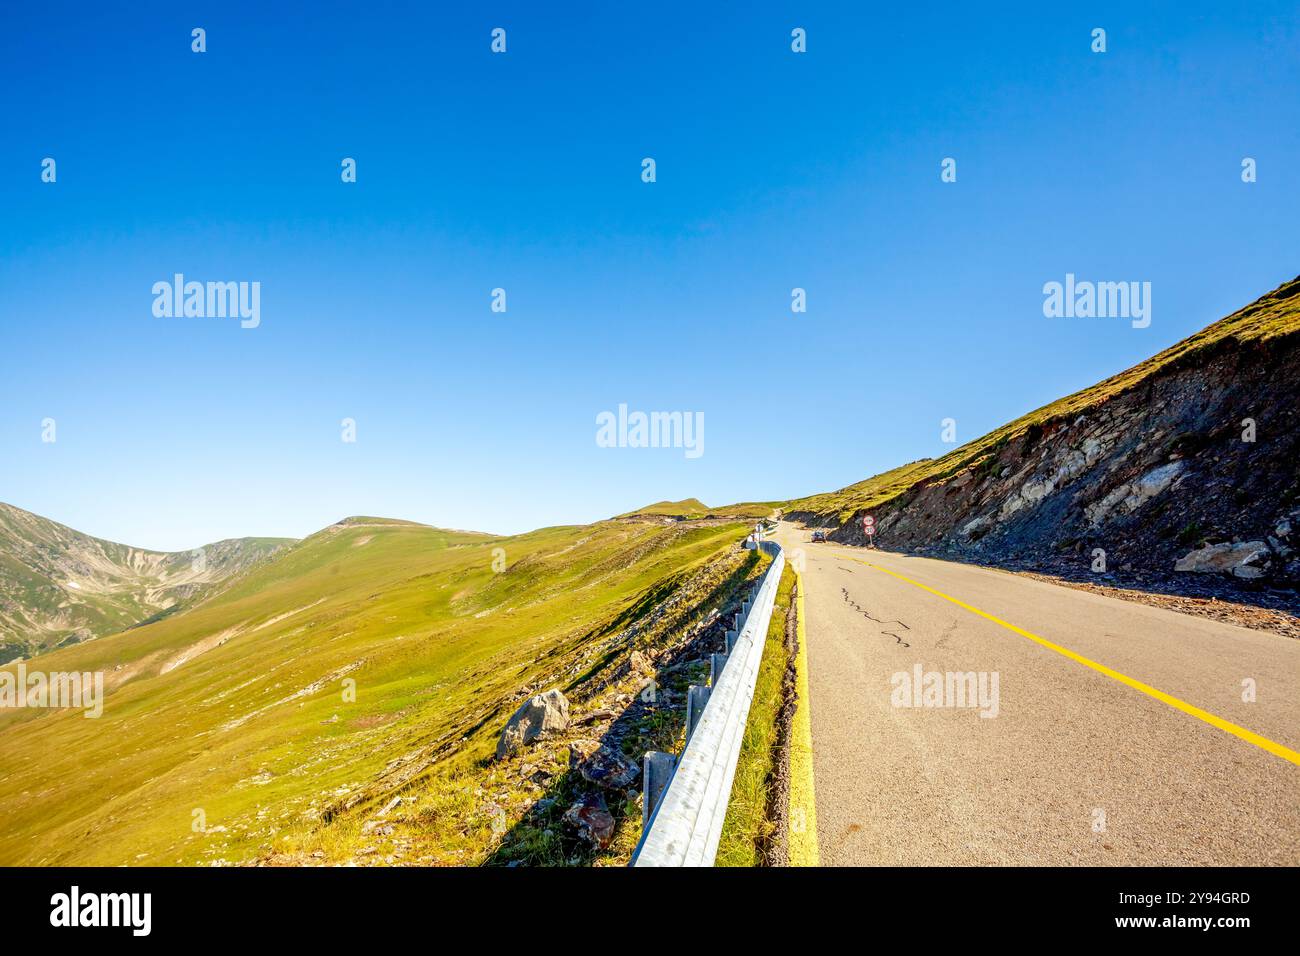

{"left": 617, "top": 498, "right": 710, "bottom": 519}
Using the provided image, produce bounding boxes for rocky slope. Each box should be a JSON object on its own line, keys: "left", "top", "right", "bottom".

{"left": 0, "top": 502, "right": 294, "bottom": 661}
{"left": 789, "top": 276, "right": 1300, "bottom": 608}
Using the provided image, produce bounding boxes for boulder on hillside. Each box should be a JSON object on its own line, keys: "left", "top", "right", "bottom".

{"left": 496, "top": 689, "right": 570, "bottom": 759}
{"left": 1174, "top": 541, "right": 1271, "bottom": 579}
{"left": 563, "top": 793, "right": 616, "bottom": 848}
{"left": 614, "top": 649, "right": 655, "bottom": 682}
{"left": 579, "top": 746, "right": 641, "bottom": 790}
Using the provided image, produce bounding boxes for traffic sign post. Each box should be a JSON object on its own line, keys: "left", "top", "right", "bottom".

{"left": 862, "top": 514, "right": 875, "bottom": 548}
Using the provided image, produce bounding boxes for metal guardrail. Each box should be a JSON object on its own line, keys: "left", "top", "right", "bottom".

{"left": 631, "top": 539, "right": 785, "bottom": 866}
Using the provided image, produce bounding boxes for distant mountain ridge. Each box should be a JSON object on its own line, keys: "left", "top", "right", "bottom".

{"left": 0, "top": 502, "right": 294, "bottom": 662}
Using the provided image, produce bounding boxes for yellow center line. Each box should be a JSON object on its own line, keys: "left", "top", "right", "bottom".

{"left": 787, "top": 569, "right": 820, "bottom": 865}
{"left": 840, "top": 552, "right": 1300, "bottom": 768}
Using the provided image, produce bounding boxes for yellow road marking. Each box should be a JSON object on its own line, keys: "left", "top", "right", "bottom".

{"left": 787, "top": 569, "right": 821, "bottom": 865}
{"left": 842, "top": 553, "right": 1300, "bottom": 768}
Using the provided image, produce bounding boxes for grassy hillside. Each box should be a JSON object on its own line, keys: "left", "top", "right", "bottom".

{"left": 0, "top": 514, "right": 751, "bottom": 866}
{"left": 790, "top": 275, "right": 1300, "bottom": 521}
{"left": 0, "top": 501, "right": 293, "bottom": 661}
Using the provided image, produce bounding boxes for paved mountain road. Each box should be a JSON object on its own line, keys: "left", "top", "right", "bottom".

{"left": 773, "top": 522, "right": 1300, "bottom": 865}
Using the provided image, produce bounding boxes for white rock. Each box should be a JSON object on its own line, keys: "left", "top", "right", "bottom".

{"left": 496, "top": 689, "right": 570, "bottom": 759}
{"left": 1174, "top": 541, "right": 1271, "bottom": 578}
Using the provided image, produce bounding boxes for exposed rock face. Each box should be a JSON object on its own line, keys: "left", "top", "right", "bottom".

{"left": 798, "top": 323, "right": 1300, "bottom": 594}
{"left": 1086, "top": 461, "right": 1185, "bottom": 527}
{"left": 495, "top": 689, "right": 570, "bottom": 759}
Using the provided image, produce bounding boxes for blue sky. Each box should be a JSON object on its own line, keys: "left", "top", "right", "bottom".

{"left": 2, "top": 2, "right": 1297, "bottom": 551}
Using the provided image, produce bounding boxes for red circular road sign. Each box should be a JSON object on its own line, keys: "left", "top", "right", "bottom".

{"left": 862, "top": 515, "right": 875, "bottom": 530}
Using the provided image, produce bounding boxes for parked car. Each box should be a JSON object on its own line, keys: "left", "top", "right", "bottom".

{"left": 811, "top": 530, "right": 827, "bottom": 542}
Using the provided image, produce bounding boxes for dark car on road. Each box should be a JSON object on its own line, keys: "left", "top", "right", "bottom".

{"left": 811, "top": 530, "right": 827, "bottom": 542}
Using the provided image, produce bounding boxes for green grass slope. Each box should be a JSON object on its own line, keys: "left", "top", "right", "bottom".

{"left": 789, "top": 274, "right": 1300, "bottom": 521}
{"left": 0, "top": 514, "right": 749, "bottom": 866}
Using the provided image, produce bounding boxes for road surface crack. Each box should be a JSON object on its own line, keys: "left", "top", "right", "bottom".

{"left": 840, "top": 587, "right": 911, "bottom": 647}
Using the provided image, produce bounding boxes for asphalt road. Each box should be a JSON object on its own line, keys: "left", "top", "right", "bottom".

{"left": 774, "top": 522, "right": 1300, "bottom": 865}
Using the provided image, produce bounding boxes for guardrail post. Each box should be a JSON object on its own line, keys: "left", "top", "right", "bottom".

{"left": 709, "top": 652, "right": 728, "bottom": 686}
{"left": 724, "top": 629, "right": 738, "bottom": 653}
{"left": 686, "top": 684, "right": 710, "bottom": 737}
{"left": 642, "top": 751, "right": 676, "bottom": 827}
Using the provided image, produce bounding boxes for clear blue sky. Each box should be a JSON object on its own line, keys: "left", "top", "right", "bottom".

{"left": 2, "top": 2, "right": 1297, "bottom": 551}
